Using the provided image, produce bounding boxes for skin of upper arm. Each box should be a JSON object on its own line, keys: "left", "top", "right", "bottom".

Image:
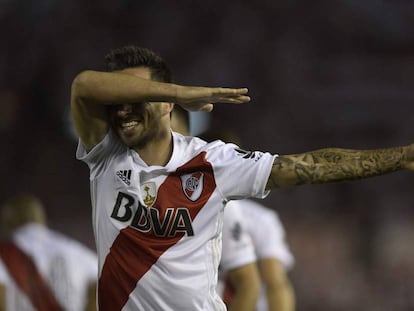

{"left": 227, "top": 263, "right": 260, "bottom": 311}
{"left": 84, "top": 282, "right": 97, "bottom": 311}
{"left": 0, "top": 283, "right": 5, "bottom": 311}
{"left": 258, "top": 258, "right": 287, "bottom": 287}
{"left": 258, "top": 258, "right": 295, "bottom": 311}
{"left": 71, "top": 72, "right": 110, "bottom": 153}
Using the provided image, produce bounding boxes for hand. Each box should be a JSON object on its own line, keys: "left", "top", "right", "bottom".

{"left": 175, "top": 86, "right": 250, "bottom": 112}
{"left": 403, "top": 144, "right": 414, "bottom": 172}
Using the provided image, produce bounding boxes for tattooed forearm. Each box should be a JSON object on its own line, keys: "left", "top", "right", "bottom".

{"left": 267, "top": 147, "right": 406, "bottom": 189}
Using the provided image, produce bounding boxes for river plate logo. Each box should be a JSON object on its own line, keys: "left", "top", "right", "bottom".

{"left": 180, "top": 171, "right": 204, "bottom": 202}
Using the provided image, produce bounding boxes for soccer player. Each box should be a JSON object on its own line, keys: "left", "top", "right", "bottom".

{"left": 199, "top": 128, "right": 295, "bottom": 311}
{"left": 71, "top": 45, "right": 414, "bottom": 311}
{"left": 172, "top": 106, "right": 262, "bottom": 311}
{"left": 219, "top": 200, "right": 261, "bottom": 311}
{"left": 230, "top": 199, "right": 295, "bottom": 311}
{"left": 0, "top": 194, "right": 98, "bottom": 311}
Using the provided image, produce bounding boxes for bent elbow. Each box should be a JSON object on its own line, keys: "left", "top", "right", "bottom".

{"left": 71, "top": 70, "right": 96, "bottom": 99}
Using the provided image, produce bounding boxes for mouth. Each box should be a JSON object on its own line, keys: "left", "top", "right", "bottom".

{"left": 121, "top": 120, "right": 139, "bottom": 129}
{"left": 119, "top": 119, "right": 142, "bottom": 134}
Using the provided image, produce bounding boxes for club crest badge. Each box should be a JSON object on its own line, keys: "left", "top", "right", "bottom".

{"left": 180, "top": 171, "right": 204, "bottom": 202}
{"left": 141, "top": 182, "right": 157, "bottom": 207}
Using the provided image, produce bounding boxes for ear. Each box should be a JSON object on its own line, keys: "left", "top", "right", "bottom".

{"left": 163, "top": 102, "right": 174, "bottom": 114}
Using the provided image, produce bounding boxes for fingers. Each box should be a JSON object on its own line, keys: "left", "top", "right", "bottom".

{"left": 216, "top": 95, "right": 251, "bottom": 103}
{"left": 177, "top": 86, "right": 250, "bottom": 111}
{"left": 233, "top": 95, "right": 251, "bottom": 103}
{"left": 230, "top": 88, "right": 249, "bottom": 94}
{"left": 214, "top": 88, "right": 250, "bottom": 103}
{"left": 215, "top": 87, "right": 249, "bottom": 96}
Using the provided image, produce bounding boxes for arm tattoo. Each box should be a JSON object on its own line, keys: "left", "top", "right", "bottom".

{"left": 268, "top": 147, "right": 405, "bottom": 188}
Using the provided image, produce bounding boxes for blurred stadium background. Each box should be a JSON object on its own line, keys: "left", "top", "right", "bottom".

{"left": 1, "top": 1, "right": 414, "bottom": 310}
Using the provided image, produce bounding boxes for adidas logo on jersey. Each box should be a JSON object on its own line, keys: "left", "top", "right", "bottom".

{"left": 235, "top": 148, "right": 256, "bottom": 159}
{"left": 235, "top": 148, "right": 263, "bottom": 162}
{"left": 116, "top": 170, "right": 132, "bottom": 186}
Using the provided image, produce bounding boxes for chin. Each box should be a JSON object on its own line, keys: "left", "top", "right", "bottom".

{"left": 117, "top": 133, "right": 135, "bottom": 146}
{"left": 116, "top": 129, "right": 139, "bottom": 145}
{"left": 121, "top": 135, "right": 147, "bottom": 149}
{"left": 122, "top": 137, "right": 139, "bottom": 147}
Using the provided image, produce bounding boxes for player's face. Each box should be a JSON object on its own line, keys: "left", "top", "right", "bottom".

{"left": 109, "top": 67, "right": 171, "bottom": 149}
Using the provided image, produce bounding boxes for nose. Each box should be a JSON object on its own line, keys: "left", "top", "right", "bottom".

{"left": 116, "top": 103, "right": 133, "bottom": 116}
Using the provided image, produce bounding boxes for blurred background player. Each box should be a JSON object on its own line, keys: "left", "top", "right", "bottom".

{"left": 172, "top": 105, "right": 261, "bottom": 310}
{"left": 0, "top": 194, "right": 98, "bottom": 311}
{"left": 242, "top": 200, "right": 295, "bottom": 311}
{"left": 218, "top": 199, "right": 261, "bottom": 311}
{"left": 200, "top": 129, "right": 296, "bottom": 311}
{"left": 0, "top": 283, "right": 5, "bottom": 311}
{"left": 172, "top": 105, "right": 296, "bottom": 311}
{"left": 219, "top": 199, "right": 295, "bottom": 311}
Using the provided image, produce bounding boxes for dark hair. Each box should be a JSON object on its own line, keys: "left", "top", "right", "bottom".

{"left": 105, "top": 45, "right": 172, "bottom": 83}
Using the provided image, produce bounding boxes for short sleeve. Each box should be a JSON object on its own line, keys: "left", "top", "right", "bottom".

{"left": 76, "top": 130, "right": 125, "bottom": 179}
{"left": 205, "top": 141, "right": 276, "bottom": 200}
{"left": 244, "top": 200, "right": 294, "bottom": 270}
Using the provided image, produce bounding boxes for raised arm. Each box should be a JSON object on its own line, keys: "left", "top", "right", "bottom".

{"left": 267, "top": 144, "right": 414, "bottom": 189}
{"left": 70, "top": 70, "right": 184, "bottom": 152}
{"left": 70, "top": 70, "right": 249, "bottom": 152}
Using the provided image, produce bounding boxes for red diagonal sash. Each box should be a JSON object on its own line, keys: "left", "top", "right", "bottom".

{"left": 0, "top": 241, "right": 65, "bottom": 311}
{"left": 98, "top": 152, "right": 216, "bottom": 310}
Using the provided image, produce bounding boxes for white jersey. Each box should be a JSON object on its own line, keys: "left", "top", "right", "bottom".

{"left": 216, "top": 201, "right": 256, "bottom": 300}
{"left": 76, "top": 130, "right": 275, "bottom": 311}
{"left": 222, "top": 199, "right": 294, "bottom": 311}
{"left": 220, "top": 202, "right": 256, "bottom": 272}
{"left": 241, "top": 200, "right": 294, "bottom": 268}
{"left": 0, "top": 223, "right": 98, "bottom": 311}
